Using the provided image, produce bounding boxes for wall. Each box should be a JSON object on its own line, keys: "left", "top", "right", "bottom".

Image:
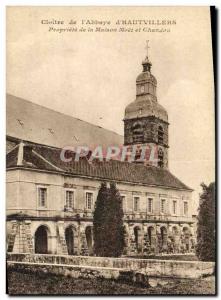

{"left": 6, "top": 168, "right": 193, "bottom": 220}
{"left": 7, "top": 253, "right": 215, "bottom": 279}
{"left": 6, "top": 170, "right": 20, "bottom": 210}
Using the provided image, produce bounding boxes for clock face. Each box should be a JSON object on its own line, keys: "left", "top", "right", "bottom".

{"left": 140, "top": 85, "right": 145, "bottom": 93}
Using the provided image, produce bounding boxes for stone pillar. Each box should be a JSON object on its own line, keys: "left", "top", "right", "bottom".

{"left": 179, "top": 224, "right": 185, "bottom": 253}
{"left": 189, "top": 224, "right": 196, "bottom": 253}
{"left": 155, "top": 225, "right": 161, "bottom": 254}
{"left": 24, "top": 220, "right": 34, "bottom": 253}
{"left": 142, "top": 225, "right": 150, "bottom": 255}
{"left": 79, "top": 225, "right": 88, "bottom": 256}
{"left": 57, "top": 221, "right": 68, "bottom": 255}
{"left": 73, "top": 227, "right": 80, "bottom": 255}
{"left": 7, "top": 220, "right": 19, "bottom": 253}
{"left": 123, "top": 226, "right": 130, "bottom": 255}
{"left": 128, "top": 225, "right": 136, "bottom": 255}
{"left": 18, "top": 221, "right": 27, "bottom": 253}
{"left": 137, "top": 227, "right": 144, "bottom": 255}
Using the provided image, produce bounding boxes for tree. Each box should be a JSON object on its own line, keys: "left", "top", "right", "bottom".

{"left": 107, "top": 182, "right": 125, "bottom": 257}
{"left": 93, "top": 182, "right": 109, "bottom": 257}
{"left": 196, "top": 182, "right": 215, "bottom": 261}
{"left": 93, "top": 182, "right": 125, "bottom": 257}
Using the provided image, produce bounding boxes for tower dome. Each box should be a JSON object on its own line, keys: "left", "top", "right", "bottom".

{"left": 125, "top": 97, "right": 168, "bottom": 122}
{"left": 124, "top": 48, "right": 168, "bottom": 123}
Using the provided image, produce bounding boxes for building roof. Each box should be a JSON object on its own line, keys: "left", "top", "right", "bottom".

{"left": 6, "top": 94, "right": 123, "bottom": 149}
{"left": 6, "top": 142, "right": 192, "bottom": 191}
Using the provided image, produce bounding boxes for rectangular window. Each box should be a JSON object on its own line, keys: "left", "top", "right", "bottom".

{"left": 173, "top": 200, "right": 177, "bottom": 215}
{"left": 86, "top": 192, "right": 93, "bottom": 210}
{"left": 148, "top": 198, "right": 153, "bottom": 213}
{"left": 38, "top": 187, "right": 47, "bottom": 208}
{"left": 121, "top": 195, "right": 126, "bottom": 210}
{"left": 65, "top": 190, "right": 74, "bottom": 209}
{"left": 161, "top": 199, "right": 166, "bottom": 213}
{"left": 184, "top": 202, "right": 188, "bottom": 216}
{"left": 134, "top": 197, "right": 140, "bottom": 212}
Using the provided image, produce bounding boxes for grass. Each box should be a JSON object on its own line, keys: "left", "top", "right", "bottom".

{"left": 7, "top": 268, "right": 216, "bottom": 295}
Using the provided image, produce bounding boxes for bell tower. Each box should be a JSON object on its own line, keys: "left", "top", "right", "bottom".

{"left": 124, "top": 41, "right": 169, "bottom": 168}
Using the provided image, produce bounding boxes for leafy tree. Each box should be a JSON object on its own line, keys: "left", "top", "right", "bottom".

{"left": 196, "top": 182, "right": 215, "bottom": 261}
{"left": 93, "top": 182, "right": 125, "bottom": 257}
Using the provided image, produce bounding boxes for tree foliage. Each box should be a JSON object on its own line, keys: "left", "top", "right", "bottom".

{"left": 196, "top": 182, "right": 215, "bottom": 261}
{"left": 93, "top": 182, "right": 125, "bottom": 257}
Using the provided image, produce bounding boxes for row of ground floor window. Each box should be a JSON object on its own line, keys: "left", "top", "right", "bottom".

{"left": 7, "top": 220, "right": 196, "bottom": 256}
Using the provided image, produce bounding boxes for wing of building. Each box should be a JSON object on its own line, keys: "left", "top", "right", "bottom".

{"left": 6, "top": 51, "right": 196, "bottom": 257}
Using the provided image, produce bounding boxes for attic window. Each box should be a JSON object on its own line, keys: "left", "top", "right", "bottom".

{"left": 17, "top": 119, "right": 24, "bottom": 127}
{"left": 73, "top": 135, "right": 79, "bottom": 142}
{"left": 48, "top": 128, "right": 54, "bottom": 134}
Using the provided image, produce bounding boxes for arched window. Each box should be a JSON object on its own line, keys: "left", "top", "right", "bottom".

{"left": 158, "top": 148, "right": 164, "bottom": 168}
{"left": 134, "top": 226, "right": 142, "bottom": 253}
{"left": 160, "top": 227, "right": 167, "bottom": 248}
{"left": 132, "top": 122, "right": 143, "bottom": 143}
{"left": 158, "top": 126, "right": 164, "bottom": 144}
{"left": 65, "top": 226, "right": 74, "bottom": 255}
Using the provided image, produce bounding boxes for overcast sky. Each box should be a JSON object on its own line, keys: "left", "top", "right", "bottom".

{"left": 7, "top": 7, "right": 215, "bottom": 211}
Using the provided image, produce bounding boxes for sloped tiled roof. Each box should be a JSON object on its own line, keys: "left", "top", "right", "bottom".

{"left": 6, "top": 142, "right": 192, "bottom": 191}
{"left": 6, "top": 94, "right": 123, "bottom": 149}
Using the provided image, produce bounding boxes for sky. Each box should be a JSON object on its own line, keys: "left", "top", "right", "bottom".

{"left": 6, "top": 6, "right": 215, "bottom": 211}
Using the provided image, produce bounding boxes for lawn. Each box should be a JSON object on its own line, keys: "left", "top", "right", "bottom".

{"left": 7, "top": 268, "right": 216, "bottom": 295}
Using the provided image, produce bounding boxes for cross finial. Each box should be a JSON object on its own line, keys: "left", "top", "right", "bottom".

{"left": 145, "top": 40, "right": 150, "bottom": 57}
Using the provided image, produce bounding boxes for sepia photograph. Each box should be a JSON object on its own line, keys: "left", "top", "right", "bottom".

{"left": 6, "top": 6, "right": 216, "bottom": 295}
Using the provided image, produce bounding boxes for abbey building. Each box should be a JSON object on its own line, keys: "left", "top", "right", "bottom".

{"left": 6, "top": 50, "right": 196, "bottom": 256}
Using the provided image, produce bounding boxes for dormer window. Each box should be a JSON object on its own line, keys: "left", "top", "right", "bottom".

{"left": 158, "top": 126, "right": 164, "bottom": 144}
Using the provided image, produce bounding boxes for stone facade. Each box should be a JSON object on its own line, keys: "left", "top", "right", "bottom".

{"left": 6, "top": 168, "right": 196, "bottom": 256}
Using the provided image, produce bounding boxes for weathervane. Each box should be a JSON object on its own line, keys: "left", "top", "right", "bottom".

{"left": 145, "top": 40, "right": 150, "bottom": 57}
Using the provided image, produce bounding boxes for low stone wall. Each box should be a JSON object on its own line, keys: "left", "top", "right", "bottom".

{"left": 7, "top": 253, "right": 215, "bottom": 279}
{"left": 7, "top": 261, "right": 124, "bottom": 280}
